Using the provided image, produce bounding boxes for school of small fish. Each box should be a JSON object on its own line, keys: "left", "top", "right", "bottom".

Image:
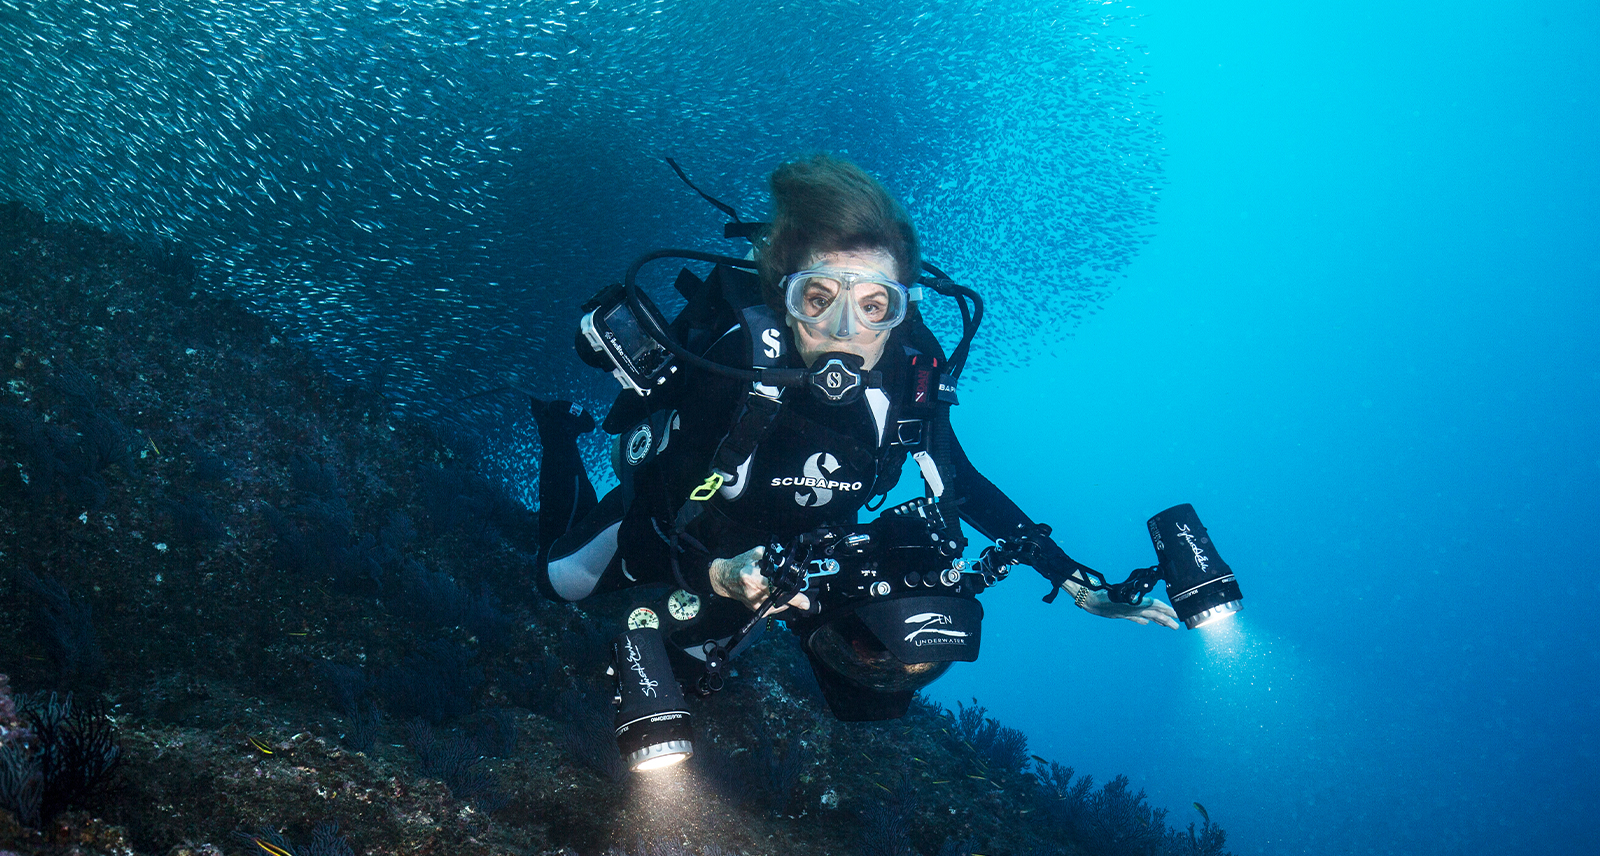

{"left": 0, "top": 0, "right": 1162, "bottom": 491}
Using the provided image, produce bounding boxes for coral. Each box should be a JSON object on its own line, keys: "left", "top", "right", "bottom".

{"left": 749, "top": 723, "right": 810, "bottom": 814}
{"left": 553, "top": 688, "right": 626, "bottom": 783}
{"left": 289, "top": 450, "right": 342, "bottom": 498}
{"left": 0, "top": 740, "right": 45, "bottom": 831}
{"left": 47, "top": 357, "right": 100, "bottom": 412}
{"left": 13, "top": 569, "right": 105, "bottom": 687}
{"left": 0, "top": 693, "right": 121, "bottom": 828}
{"left": 857, "top": 775, "right": 918, "bottom": 856}
{"left": 387, "top": 560, "right": 514, "bottom": 650}
{"left": 497, "top": 649, "right": 569, "bottom": 713}
{"left": 686, "top": 739, "right": 756, "bottom": 807}
{"left": 954, "top": 699, "right": 1030, "bottom": 775}
{"left": 1165, "top": 803, "right": 1230, "bottom": 856}
{"left": 418, "top": 463, "right": 539, "bottom": 552}
{"left": 934, "top": 838, "right": 982, "bottom": 856}
{"left": 604, "top": 841, "right": 738, "bottom": 856}
{"left": 78, "top": 409, "right": 137, "bottom": 474}
{"left": 403, "top": 718, "right": 508, "bottom": 813}
{"left": 1041, "top": 772, "right": 1171, "bottom": 856}
{"left": 164, "top": 492, "right": 225, "bottom": 544}
{"left": 264, "top": 496, "right": 384, "bottom": 593}
{"left": 461, "top": 708, "right": 519, "bottom": 759}
{"left": 186, "top": 443, "right": 232, "bottom": 483}
{"left": 315, "top": 661, "right": 381, "bottom": 752}
{"left": 374, "top": 640, "right": 483, "bottom": 725}
{"left": 0, "top": 404, "right": 110, "bottom": 508}
{"left": 0, "top": 675, "right": 27, "bottom": 748}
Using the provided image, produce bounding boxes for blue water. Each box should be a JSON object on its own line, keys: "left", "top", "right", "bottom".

{"left": 4, "top": 0, "right": 1596, "bottom": 853}
{"left": 929, "top": 2, "right": 1600, "bottom": 854}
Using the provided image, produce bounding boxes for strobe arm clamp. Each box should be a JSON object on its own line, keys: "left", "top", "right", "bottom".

{"left": 971, "top": 522, "right": 1053, "bottom": 587}
{"left": 1104, "top": 565, "right": 1162, "bottom": 606}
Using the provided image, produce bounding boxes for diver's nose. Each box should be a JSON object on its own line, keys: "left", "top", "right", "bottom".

{"left": 831, "top": 290, "right": 857, "bottom": 338}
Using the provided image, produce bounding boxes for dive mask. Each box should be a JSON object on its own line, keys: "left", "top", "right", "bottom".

{"left": 782, "top": 267, "right": 910, "bottom": 336}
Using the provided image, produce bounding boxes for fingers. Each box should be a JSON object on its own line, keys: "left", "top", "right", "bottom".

{"left": 766, "top": 592, "right": 810, "bottom": 615}
{"left": 1145, "top": 603, "right": 1181, "bottom": 630}
{"left": 1153, "top": 600, "right": 1180, "bottom": 630}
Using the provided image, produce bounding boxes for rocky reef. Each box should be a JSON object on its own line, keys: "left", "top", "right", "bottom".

{"left": 0, "top": 203, "right": 1229, "bottom": 856}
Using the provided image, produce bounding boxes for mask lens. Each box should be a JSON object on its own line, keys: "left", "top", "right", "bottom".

{"left": 785, "top": 269, "right": 908, "bottom": 332}
{"left": 852, "top": 281, "right": 902, "bottom": 330}
{"left": 795, "top": 275, "right": 842, "bottom": 320}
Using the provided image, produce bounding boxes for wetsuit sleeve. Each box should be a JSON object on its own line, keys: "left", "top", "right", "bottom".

{"left": 947, "top": 431, "right": 1101, "bottom": 598}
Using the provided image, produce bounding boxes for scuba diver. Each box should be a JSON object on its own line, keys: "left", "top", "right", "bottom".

{"left": 531, "top": 153, "right": 1191, "bottom": 732}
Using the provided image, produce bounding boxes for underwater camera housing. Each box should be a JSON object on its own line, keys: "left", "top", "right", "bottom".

{"left": 754, "top": 498, "right": 1034, "bottom": 720}
{"left": 577, "top": 281, "right": 676, "bottom": 396}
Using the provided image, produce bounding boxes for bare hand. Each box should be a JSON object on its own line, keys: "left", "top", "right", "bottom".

{"left": 1061, "top": 580, "right": 1181, "bottom": 629}
{"left": 708, "top": 546, "right": 812, "bottom": 614}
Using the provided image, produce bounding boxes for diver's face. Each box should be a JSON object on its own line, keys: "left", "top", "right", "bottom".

{"left": 787, "top": 248, "right": 898, "bottom": 370}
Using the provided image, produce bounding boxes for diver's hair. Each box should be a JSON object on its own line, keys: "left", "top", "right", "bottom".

{"left": 758, "top": 154, "right": 921, "bottom": 307}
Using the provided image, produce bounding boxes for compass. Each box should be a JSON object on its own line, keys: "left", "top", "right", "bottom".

{"left": 667, "top": 589, "right": 701, "bottom": 622}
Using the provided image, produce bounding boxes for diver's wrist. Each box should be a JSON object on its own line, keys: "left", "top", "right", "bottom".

{"left": 1061, "top": 580, "right": 1092, "bottom": 609}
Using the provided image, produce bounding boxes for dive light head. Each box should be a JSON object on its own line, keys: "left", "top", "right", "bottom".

{"left": 611, "top": 627, "right": 693, "bottom": 772}
{"left": 1146, "top": 504, "right": 1243, "bottom": 629}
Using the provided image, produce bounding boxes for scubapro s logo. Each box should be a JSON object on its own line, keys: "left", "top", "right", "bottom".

{"left": 625, "top": 423, "right": 653, "bottom": 466}
{"left": 797, "top": 452, "right": 838, "bottom": 507}
{"left": 761, "top": 328, "right": 783, "bottom": 360}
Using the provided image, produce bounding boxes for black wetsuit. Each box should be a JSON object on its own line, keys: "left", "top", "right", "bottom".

{"left": 533, "top": 314, "right": 1088, "bottom": 612}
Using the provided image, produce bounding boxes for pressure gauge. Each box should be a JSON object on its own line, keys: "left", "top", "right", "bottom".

{"left": 627, "top": 607, "right": 660, "bottom": 630}
{"left": 666, "top": 589, "right": 701, "bottom": 622}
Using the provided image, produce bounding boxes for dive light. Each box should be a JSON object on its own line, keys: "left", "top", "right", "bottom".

{"left": 610, "top": 627, "right": 693, "bottom": 772}
{"left": 1146, "top": 504, "right": 1243, "bottom": 629}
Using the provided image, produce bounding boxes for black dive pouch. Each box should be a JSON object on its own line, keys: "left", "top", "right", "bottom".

{"left": 577, "top": 282, "right": 676, "bottom": 397}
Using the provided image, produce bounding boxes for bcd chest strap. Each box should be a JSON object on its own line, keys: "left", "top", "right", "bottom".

{"left": 677, "top": 302, "right": 788, "bottom": 518}
{"left": 706, "top": 304, "right": 788, "bottom": 484}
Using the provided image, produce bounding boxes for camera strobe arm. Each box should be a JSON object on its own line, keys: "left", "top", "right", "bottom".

{"left": 1014, "top": 524, "right": 1151, "bottom": 606}
{"left": 695, "top": 539, "right": 815, "bottom": 695}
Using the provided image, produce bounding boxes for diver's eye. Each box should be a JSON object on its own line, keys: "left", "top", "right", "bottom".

{"left": 801, "top": 281, "right": 840, "bottom": 316}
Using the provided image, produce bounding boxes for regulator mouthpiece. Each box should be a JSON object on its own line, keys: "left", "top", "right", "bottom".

{"left": 1147, "top": 504, "right": 1243, "bottom": 629}
{"left": 808, "top": 351, "right": 870, "bottom": 406}
{"left": 611, "top": 627, "right": 693, "bottom": 772}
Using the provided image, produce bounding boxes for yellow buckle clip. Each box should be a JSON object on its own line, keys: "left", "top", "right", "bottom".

{"left": 688, "top": 472, "right": 724, "bottom": 502}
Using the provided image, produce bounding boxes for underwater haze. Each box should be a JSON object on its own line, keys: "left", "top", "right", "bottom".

{"left": 3, "top": 0, "right": 1597, "bottom": 854}
{"left": 929, "top": 2, "right": 1600, "bottom": 855}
